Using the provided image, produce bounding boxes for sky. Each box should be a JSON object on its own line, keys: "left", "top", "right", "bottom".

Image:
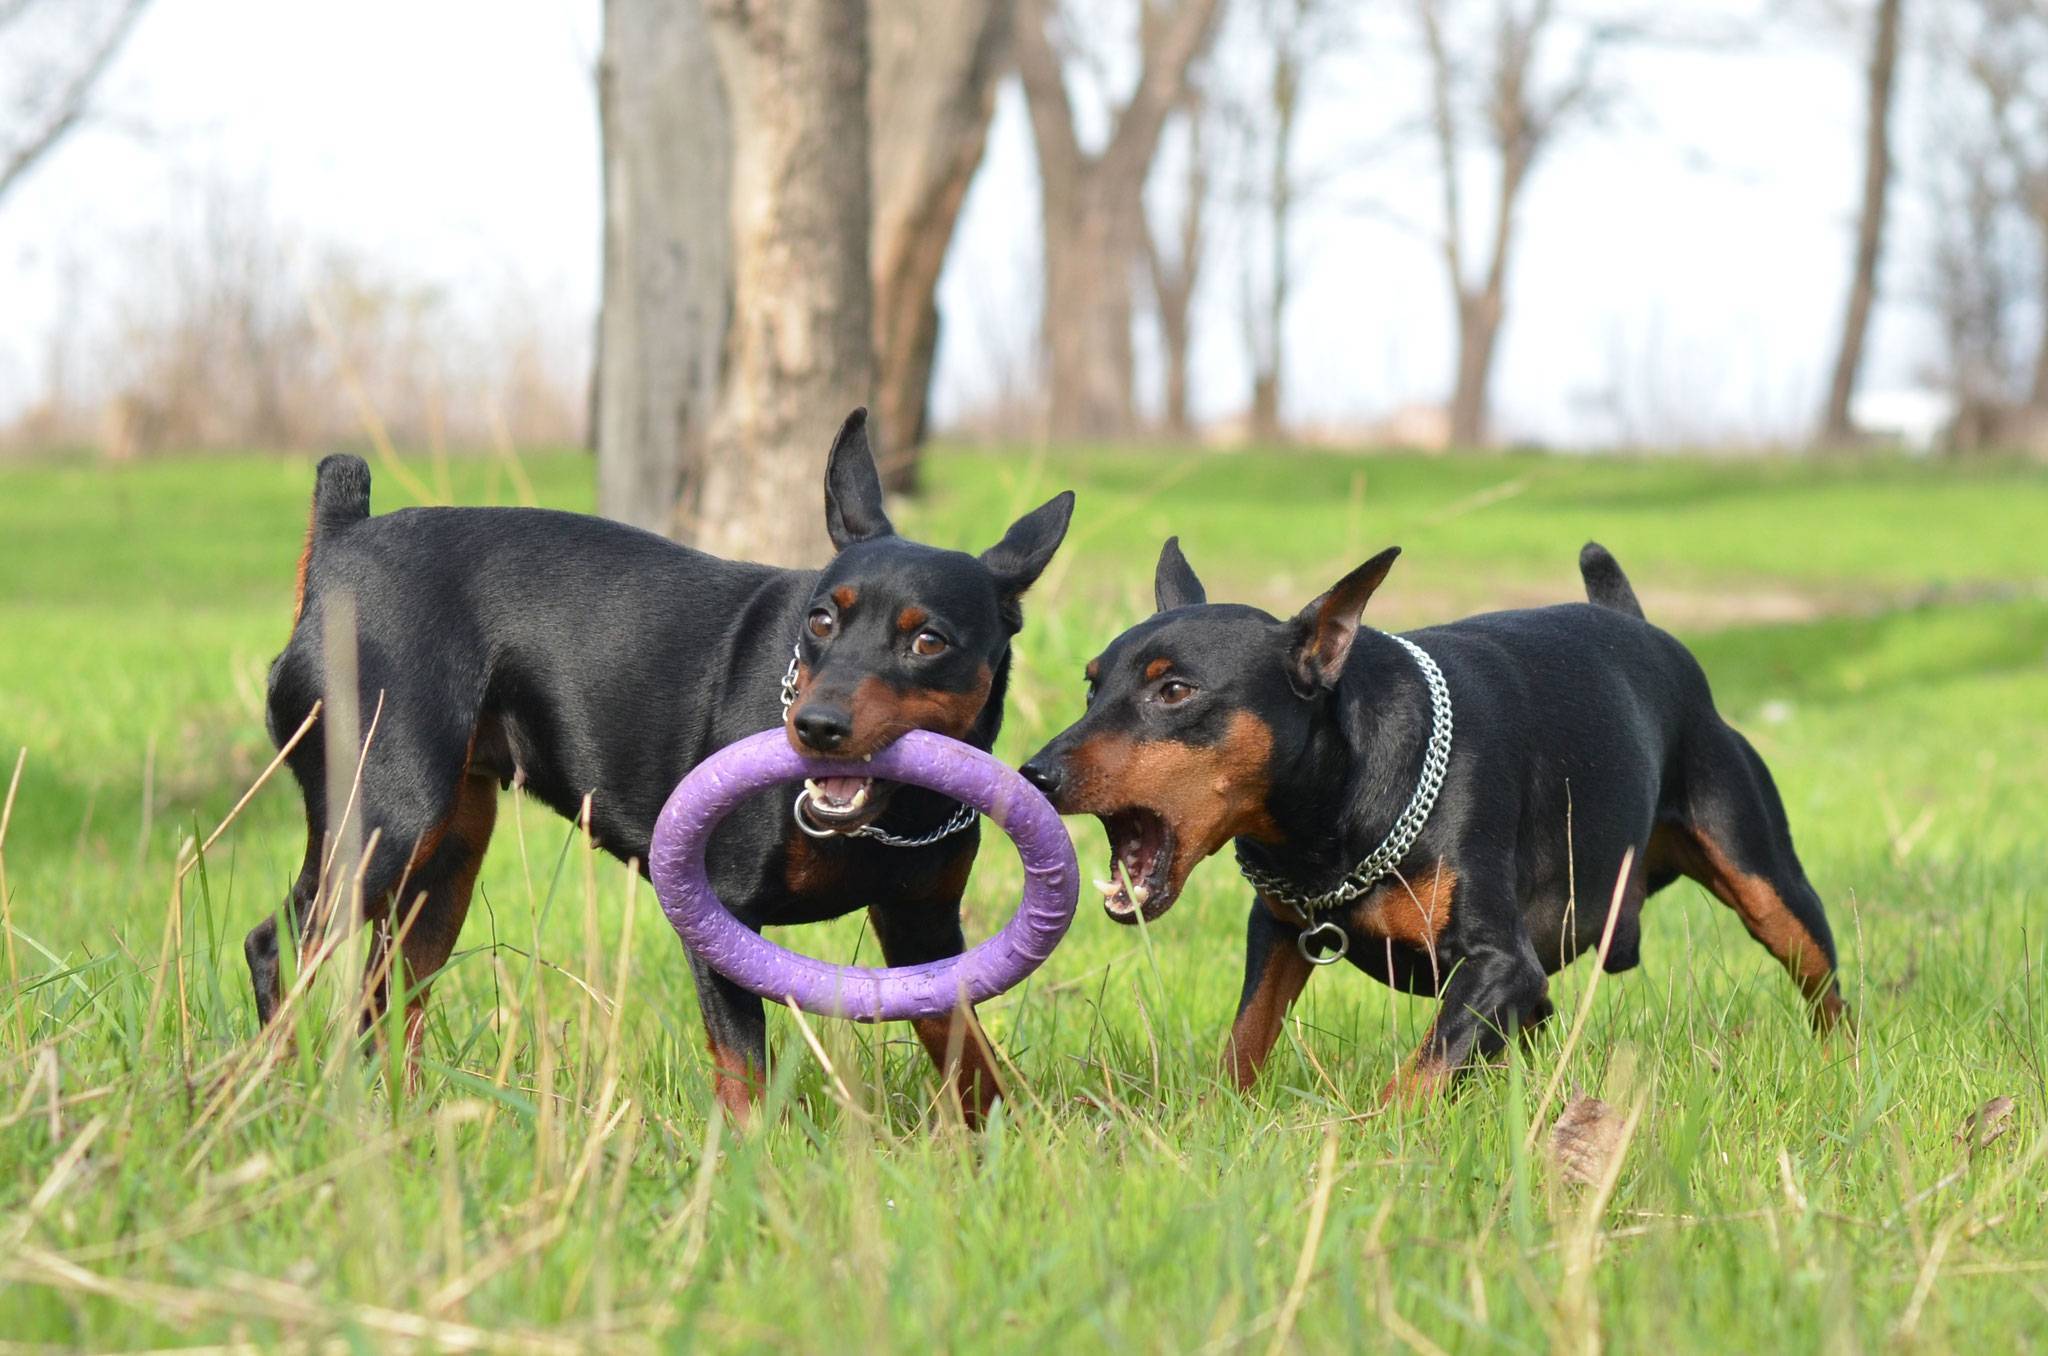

{"left": 0, "top": 0, "right": 1944, "bottom": 446}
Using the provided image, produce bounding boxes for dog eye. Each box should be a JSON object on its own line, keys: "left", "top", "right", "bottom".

{"left": 912, "top": 630, "right": 948, "bottom": 657}
{"left": 1158, "top": 680, "right": 1195, "bottom": 705}
{"left": 808, "top": 609, "right": 836, "bottom": 639}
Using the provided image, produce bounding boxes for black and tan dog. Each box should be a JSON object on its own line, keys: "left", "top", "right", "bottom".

{"left": 248, "top": 409, "right": 1072, "bottom": 1124}
{"left": 1021, "top": 539, "right": 1846, "bottom": 1102}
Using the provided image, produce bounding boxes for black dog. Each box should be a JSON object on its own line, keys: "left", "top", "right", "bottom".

{"left": 247, "top": 409, "right": 1073, "bottom": 1124}
{"left": 1021, "top": 539, "right": 1845, "bottom": 1102}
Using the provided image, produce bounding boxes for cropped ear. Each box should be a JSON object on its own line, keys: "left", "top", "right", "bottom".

{"left": 1153, "top": 536, "right": 1207, "bottom": 611}
{"left": 822, "top": 408, "right": 894, "bottom": 550}
{"left": 980, "top": 490, "right": 1076, "bottom": 608}
{"left": 1284, "top": 546, "right": 1401, "bottom": 694}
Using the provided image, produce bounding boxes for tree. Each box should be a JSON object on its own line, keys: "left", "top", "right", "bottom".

{"left": 870, "top": 0, "right": 1012, "bottom": 492}
{"left": 0, "top": 0, "right": 150, "bottom": 207}
{"left": 1227, "top": 0, "right": 1348, "bottom": 443}
{"left": 1143, "top": 87, "right": 1208, "bottom": 439}
{"left": 1016, "top": 0, "right": 1224, "bottom": 441}
{"left": 1819, "top": 0, "right": 1906, "bottom": 446}
{"left": 593, "top": 0, "right": 730, "bottom": 537}
{"left": 1413, "top": 0, "right": 1631, "bottom": 447}
{"left": 691, "top": 0, "right": 876, "bottom": 566}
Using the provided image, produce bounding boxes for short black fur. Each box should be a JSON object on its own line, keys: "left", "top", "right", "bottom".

{"left": 1023, "top": 538, "right": 1847, "bottom": 1102}
{"left": 247, "top": 408, "right": 1074, "bottom": 1124}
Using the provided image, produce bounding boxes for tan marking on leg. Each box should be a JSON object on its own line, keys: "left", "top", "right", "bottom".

{"left": 1223, "top": 932, "right": 1314, "bottom": 1091}
{"left": 1677, "top": 829, "right": 1845, "bottom": 1033}
{"left": 1379, "top": 1040, "right": 1455, "bottom": 1106}
{"left": 911, "top": 1010, "right": 1004, "bottom": 1127}
{"left": 709, "top": 1041, "right": 760, "bottom": 1124}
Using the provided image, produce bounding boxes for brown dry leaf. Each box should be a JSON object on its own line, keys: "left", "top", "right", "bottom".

{"left": 1550, "top": 1094, "right": 1626, "bottom": 1187}
{"left": 1955, "top": 1096, "right": 2017, "bottom": 1153}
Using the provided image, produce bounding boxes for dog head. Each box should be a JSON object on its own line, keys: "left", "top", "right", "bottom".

{"left": 1021, "top": 537, "right": 1400, "bottom": 920}
{"left": 784, "top": 409, "right": 1074, "bottom": 832}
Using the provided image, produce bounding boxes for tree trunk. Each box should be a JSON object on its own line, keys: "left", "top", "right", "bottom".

{"left": 1448, "top": 290, "right": 1503, "bottom": 448}
{"left": 1016, "top": 0, "right": 1223, "bottom": 443}
{"left": 869, "top": 0, "right": 1011, "bottom": 492}
{"left": 1252, "top": 36, "right": 1299, "bottom": 445}
{"left": 1146, "top": 102, "right": 1205, "bottom": 440}
{"left": 594, "top": 0, "right": 730, "bottom": 537}
{"left": 1039, "top": 185, "right": 1144, "bottom": 440}
{"left": 697, "top": 0, "right": 875, "bottom": 566}
{"left": 1820, "top": 0, "right": 1903, "bottom": 446}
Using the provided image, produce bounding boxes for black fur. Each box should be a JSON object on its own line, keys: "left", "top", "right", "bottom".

{"left": 247, "top": 408, "right": 1073, "bottom": 1121}
{"left": 1023, "top": 538, "right": 1846, "bottom": 1100}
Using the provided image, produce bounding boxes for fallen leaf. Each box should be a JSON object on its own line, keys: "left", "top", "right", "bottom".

{"left": 1551, "top": 1094, "right": 1626, "bottom": 1187}
{"left": 1955, "top": 1096, "right": 2016, "bottom": 1153}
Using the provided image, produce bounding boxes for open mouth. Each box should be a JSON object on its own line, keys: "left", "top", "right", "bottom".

{"left": 798, "top": 774, "right": 896, "bottom": 834}
{"left": 1093, "top": 808, "right": 1178, "bottom": 923}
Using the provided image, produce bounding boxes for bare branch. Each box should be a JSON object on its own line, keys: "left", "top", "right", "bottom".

{"left": 0, "top": 0, "right": 149, "bottom": 206}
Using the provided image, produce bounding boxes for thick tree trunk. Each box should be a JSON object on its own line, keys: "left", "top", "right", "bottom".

{"left": 594, "top": 0, "right": 730, "bottom": 537}
{"left": 1043, "top": 190, "right": 1143, "bottom": 440}
{"left": 870, "top": 0, "right": 1011, "bottom": 492}
{"left": 1015, "top": 0, "right": 1222, "bottom": 443}
{"left": 697, "top": 0, "right": 874, "bottom": 566}
{"left": 1820, "top": 0, "right": 1903, "bottom": 446}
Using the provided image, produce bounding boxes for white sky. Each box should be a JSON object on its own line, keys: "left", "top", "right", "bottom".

{"left": 0, "top": 0, "right": 1944, "bottom": 445}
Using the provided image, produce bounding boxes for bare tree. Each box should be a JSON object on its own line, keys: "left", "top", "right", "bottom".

{"left": 0, "top": 0, "right": 149, "bottom": 207}
{"left": 1144, "top": 88, "right": 1207, "bottom": 439}
{"left": 1414, "top": 0, "right": 1633, "bottom": 447}
{"left": 1016, "top": 0, "right": 1224, "bottom": 440}
{"left": 870, "top": 0, "right": 1012, "bottom": 491}
{"left": 694, "top": 0, "right": 874, "bottom": 565}
{"left": 1227, "top": 0, "right": 1348, "bottom": 443}
{"left": 593, "top": 0, "right": 730, "bottom": 536}
{"left": 1958, "top": 0, "right": 2048, "bottom": 410}
{"left": 1819, "top": 0, "right": 1906, "bottom": 445}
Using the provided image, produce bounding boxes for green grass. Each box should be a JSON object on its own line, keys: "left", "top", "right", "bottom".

{"left": 2, "top": 445, "right": 2045, "bottom": 1351}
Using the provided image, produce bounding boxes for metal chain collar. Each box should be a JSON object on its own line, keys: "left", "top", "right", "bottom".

{"left": 778, "top": 644, "right": 980, "bottom": 849}
{"left": 1234, "top": 633, "right": 1454, "bottom": 926}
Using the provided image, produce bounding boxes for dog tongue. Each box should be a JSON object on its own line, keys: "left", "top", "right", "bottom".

{"left": 816, "top": 776, "right": 867, "bottom": 803}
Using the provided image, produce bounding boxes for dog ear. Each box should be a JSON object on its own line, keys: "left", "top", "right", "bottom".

{"left": 980, "top": 490, "right": 1076, "bottom": 612}
{"left": 1153, "top": 536, "right": 1207, "bottom": 611}
{"left": 1284, "top": 546, "right": 1400, "bottom": 693}
{"left": 823, "top": 408, "right": 894, "bottom": 550}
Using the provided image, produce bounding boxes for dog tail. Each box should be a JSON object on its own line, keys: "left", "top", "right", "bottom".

{"left": 1579, "top": 542, "right": 1645, "bottom": 619}
{"left": 312, "top": 454, "right": 372, "bottom": 534}
{"left": 292, "top": 455, "right": 372, "bottom": 623}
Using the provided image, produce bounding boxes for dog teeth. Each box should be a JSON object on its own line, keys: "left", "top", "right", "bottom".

{"left": 1094, "top": 878, "right": 1120, "bottom": 898}
{"left": 1130, "top": 883, "right": 1150, "bottom": 906}
{"left": 848, "top": 785, "right": 868, "bottom": 810}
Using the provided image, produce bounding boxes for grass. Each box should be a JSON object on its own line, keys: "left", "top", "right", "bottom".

{"left": 1, "top": 443, "right": 2045, "bottom": 1351}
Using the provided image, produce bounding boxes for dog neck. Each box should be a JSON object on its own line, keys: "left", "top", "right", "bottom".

{"left": 1242, "top": 630, "right": 1436, "bottom": 893}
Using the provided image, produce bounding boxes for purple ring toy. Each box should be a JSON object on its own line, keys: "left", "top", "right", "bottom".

{"left": 647, "top": 729, "right": 1079, "bottom": 1022}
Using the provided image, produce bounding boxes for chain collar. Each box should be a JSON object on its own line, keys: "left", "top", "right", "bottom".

{"left": 1234, "top": 633, "right": 1453, "bottom": 920}
{"left": 778, "top": 644, "right": 980, "bottom": 849}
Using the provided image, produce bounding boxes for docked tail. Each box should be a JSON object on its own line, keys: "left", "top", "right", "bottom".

{"left": 292, "top": 455, "right": 372, "bottom": 622}
{"left": 1578, "top": 542, "right": 1644, "bottom": 619}
{"left": 312, "top": 454, "right": 372, "bottom": 534}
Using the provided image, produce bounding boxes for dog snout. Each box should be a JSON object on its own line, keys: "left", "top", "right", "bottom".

{"left": 1020, "top": 757, "right": 1065, "bottom": 804}
{"left": 793, "top": 704, "right": 853, "bottom": 753}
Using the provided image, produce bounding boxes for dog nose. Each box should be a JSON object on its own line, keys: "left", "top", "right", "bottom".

{"left": 793, "top": 706, "right": 852, "bottom": 752}
{"left": 1020, "top": 759, "right": 1063, "bottom": 801}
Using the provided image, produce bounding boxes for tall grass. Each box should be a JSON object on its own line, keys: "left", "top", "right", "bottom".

{"left": 1, "top": 447, "right": 2044, "bottom": 1350}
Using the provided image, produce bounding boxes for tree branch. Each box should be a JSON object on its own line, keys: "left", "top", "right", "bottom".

{"left": 0, "top": 0, "right": 150, "bottom": 206}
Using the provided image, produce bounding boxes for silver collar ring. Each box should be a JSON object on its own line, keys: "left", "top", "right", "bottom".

{"left": 1296, "top": 920, "right": 1350, "bottom": 966}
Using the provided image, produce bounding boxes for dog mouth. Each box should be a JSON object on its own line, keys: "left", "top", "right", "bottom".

{"left": 798, "top": 774, "right": 896, "bottom": 833}
{"left": 1093, "top": 808, "right": 1179, "bottom": 923}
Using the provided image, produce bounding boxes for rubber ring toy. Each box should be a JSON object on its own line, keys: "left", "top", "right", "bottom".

{"left": 648, "top": 729, "right": 1079, "bottom": 1022}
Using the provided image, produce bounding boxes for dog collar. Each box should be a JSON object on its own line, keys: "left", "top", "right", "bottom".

{"left": 1233, "top": 633, "right": 1454, "bottom": 926}
{"left": 778, "top": 644, "right": 980, "bottom": 849}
